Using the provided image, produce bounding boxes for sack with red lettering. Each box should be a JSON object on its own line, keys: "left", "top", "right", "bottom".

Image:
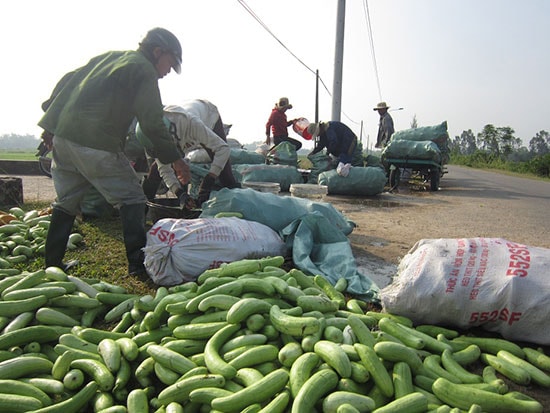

{"left": 143, "top": 217, "right": 287, "bottom": 286}
{"left": 380, "top": 238, "right": 550, "bottom": 345}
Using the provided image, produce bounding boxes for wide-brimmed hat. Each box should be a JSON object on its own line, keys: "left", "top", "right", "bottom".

{"left": 275, "top": 97, "right": 293, "bottom": 110}
{"left": 373, "top": 101, "right": 390, "bottom": 111}
{"left": 306, "top": 122, "right": 320, "bottom": 138}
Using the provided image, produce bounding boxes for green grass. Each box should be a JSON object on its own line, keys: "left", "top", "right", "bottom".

{"left": 18, "top": 201, "right": 157, "bottom": 297}
{"left": 0, "top": 150, "right": 37, "bottom": 161}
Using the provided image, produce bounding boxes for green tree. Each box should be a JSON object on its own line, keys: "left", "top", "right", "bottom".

{"left": 0, "top": 133, "right": 40, "bottom": 150}
{"left": 451, "top": 129, "right": 477, "bottom": 155}
{"left": 498, "top": 126, "right": 520, "bottom": 157}
{"left": 528, "top": 130, "right": 550, "bottom": 155}
{"left": 476, "top": 125, "right": 520, "bottom": 158}
{"left": 477, "top": 124, "right": 500, "bottom": 155}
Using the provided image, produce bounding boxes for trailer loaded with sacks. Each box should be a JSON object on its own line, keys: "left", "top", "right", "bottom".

{"left": 381, "top": 121, "right": 450, "bottom": 191}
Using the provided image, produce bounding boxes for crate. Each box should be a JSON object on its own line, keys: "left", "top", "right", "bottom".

{"left": 289, "top": 183, "right": 328, "bottom": 199}
{"left": 242, "top": 181, "right": 281, "bottom": 194}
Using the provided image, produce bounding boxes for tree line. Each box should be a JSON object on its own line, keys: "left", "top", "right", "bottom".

{"left": 0, "top": 133, "right": 40, "bottom": 150}
{"left": 449, "top": 125, "right": 550, "bottom": 178}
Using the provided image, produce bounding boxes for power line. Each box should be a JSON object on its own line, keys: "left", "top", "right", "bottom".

{"left": 236, "top": 0, "right": 323, "bottom": 85}
{"left": 362, "top": 0, "right": 383, "bottom": 102}
{"left": 236, "top": 0, "right": 359, "bottom": 125}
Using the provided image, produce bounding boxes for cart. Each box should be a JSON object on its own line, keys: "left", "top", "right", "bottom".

{"left": 385, "top": 157, "right": 447, "bottom": 191}
{"left": 381, "top": 122, "right": 450, "bottom": 192}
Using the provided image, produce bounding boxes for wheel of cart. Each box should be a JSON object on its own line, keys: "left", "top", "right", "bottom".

{"left": 388, "top": 164, "right": 401, "bottom": 190}
{"left": 385, "top": 158, "right": 444, "bottom": 191}
{"left": 35, "top": 141, "right": 52, "bottom": 178}
{"left": 429, "top": 165, "right": 441, "bottom": 191}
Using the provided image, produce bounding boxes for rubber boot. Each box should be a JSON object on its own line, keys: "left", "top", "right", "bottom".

{"left": 142, "top": 176, "right": 161, "bottom": 202}
{"left": 119, "top": 203, "right": 148, "bottom": 279}
{"left": 45, "top": 208, "right": 79, "bottom": 272}
{"left": 142, "top": 162, "right": 163, "bottom": 201}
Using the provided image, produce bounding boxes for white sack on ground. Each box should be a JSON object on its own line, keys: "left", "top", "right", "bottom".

{"left": 380, "top": 238, "right": 550, "bottom": 345}
{"left": 144, "top": 217, "right": 287, "bottom": 286}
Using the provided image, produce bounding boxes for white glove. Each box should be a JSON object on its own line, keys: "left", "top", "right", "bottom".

{"left": 337, "top": 162, "right": 351, "bottom": 177}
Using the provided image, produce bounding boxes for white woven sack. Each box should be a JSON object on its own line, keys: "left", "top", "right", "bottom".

{"left": 380, "top": 238, "right": 550, "bottom": 345}
{"left": 143, "top": 217, "right": 287, "bottom": 286}
{"left": 186, "top": 148, "right": 212, "bottom": 163}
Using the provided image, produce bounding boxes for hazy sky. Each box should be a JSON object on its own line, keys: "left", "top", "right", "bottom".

{"left": 1, "top": 0, "right": 548, "bottom": 150}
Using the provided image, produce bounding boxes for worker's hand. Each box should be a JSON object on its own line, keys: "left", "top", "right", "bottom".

{"left": 265, "top": 135, "right": 271, "bottom": 145}
{"left": 337, "top": 162, "right": 352, "bottom": 177}
{"left": 175, "top": 188, "right": 195, "bottom": 209}
{"left": 172, "top": 158, "right": 191, "bottom": 185}
{"left": 196, "top": 174, "right": 216, "bottom": 206}
{"left": 40, "top": 130, "right": 54, "bottom": 150}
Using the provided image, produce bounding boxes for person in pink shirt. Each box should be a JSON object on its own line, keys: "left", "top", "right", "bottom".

{"left": 265, "top": 97, "right": 302, "bottom": 150}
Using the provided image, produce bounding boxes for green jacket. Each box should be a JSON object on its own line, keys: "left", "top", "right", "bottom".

{"left": 39, "top": 50, "right": 179, "bottom": 164}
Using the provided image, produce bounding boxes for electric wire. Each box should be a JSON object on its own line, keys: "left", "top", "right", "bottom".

{"left": 236, "top": 0, "right": 359, "bottom": 125}
{"left": 236, "top": 0, "right": 330, "bottom": 94}
{"left": 363, "top": 0, "right": 383, "bottom": 102}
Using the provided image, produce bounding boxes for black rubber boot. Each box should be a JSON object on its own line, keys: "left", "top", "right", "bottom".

{"left": 142, "top": 162, "right": 163, "bottom": 201}
{"left": 45, "top": 208, "right": 79, "bottom": 272}
{"left": 119, "top": 203, "right": 148, "bottom": 279}
{"left": 142, "top": 176, "right": 160, "bottom": 202}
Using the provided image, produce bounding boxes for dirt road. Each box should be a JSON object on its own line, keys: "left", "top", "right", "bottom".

{"left": 327, "top": 164, "right": 550, "bottom": 288}
{"left": 4, "top": 167, "right": 550, "bottom": 409}
{"left": 4, "top": 165, "right": 549, "bottom": 289}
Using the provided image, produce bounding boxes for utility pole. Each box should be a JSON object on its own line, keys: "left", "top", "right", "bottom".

{"left": 331, "top": 0, "right": 345, "bottom": 121}
{"left": 315, "top": 70, "right": 319, "bottom": 123}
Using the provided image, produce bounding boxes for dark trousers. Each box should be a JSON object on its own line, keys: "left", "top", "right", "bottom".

{"left": 273, "top": 135, "right": 302, "bottom": 151}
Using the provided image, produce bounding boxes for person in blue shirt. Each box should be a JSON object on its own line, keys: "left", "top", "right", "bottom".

{"left": 307, "top": 121, "right": 364, "bottom": 176}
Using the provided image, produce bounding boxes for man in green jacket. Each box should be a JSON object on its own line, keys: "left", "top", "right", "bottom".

{"left": 38, "top": 27, "right": 189, "bottom": 278}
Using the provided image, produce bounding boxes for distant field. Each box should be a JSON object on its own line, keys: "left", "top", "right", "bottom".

{"left": 0, "top": 150, "right": 314, "bottom": 168}
{"left": 0, "top": 150, "right": 37, "bottom": 161}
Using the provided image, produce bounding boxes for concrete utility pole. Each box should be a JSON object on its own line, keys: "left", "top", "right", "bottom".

{"left": 331, "top": 0, "right": 345, "bottom": 121}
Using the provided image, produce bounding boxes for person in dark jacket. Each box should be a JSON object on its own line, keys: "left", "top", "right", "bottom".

{"left": 265, "top": 97, "right": 302, "bottom": 150}
{"left": 307, "top": 120, "right": 364, "bottom": 176}
{"left": 374, "top": 101, "right": 395, "bottom": 148}
{"left": 38, "top": 27, "right": 189, "bottom": 278}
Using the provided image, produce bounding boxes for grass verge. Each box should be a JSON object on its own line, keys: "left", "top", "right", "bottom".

{"left": 0, "top": 150, "right": 37, "bottom": 161}
{"left": 20, "top": 201, "right": 157, "bottom": 297}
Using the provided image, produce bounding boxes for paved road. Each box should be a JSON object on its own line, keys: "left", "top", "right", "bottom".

{"left": 328, "top": 165, "right": 550, "bottom": 288}
{"left": 440, "top": 164, "right": 550, "bottom": 208}
{"left": 436, "top": 165, "right": 550, "bottom": 247}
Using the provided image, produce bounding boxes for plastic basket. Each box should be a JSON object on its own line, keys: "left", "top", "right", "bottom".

{"left": 146, "top": 198, "right": 201, "bottom": 223}
{"left": 292, "top": 117, "right": 313, "bottom": 140}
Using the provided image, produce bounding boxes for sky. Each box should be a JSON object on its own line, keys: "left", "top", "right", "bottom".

{"left": 1, "top": 0, "right": 549, "bottom": 151}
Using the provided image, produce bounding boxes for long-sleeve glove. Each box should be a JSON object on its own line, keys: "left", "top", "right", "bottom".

{"left": 336, "top": 162, "right": 352, "bottom": 177}
{"left": 197, "top": 174, "right": 216, "bottom": 205}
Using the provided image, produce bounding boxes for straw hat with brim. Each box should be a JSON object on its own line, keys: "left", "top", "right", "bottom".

{"left": 373, "top": 102, "right": 390, "bottom": 111}
{"left": 306, "top": 122, "right": 320, "bottom": 138}
{"left": 276, "top": 97, "right": 293, "bottom": 110}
